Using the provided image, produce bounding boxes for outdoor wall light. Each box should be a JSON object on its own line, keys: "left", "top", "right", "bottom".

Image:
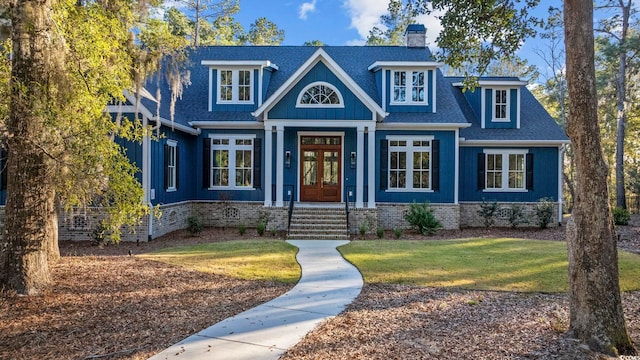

{"left": 350, "top": 152, "right": 356, "bottom": 169}
{"left": 285, "top": 151, "right": 291, "bottom": 168}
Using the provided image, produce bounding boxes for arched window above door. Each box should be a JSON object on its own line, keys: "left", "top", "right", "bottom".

{"left": 296, "top": 82, "right": 344, "bottom": 108}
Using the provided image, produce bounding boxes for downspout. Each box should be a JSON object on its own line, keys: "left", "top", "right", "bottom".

{"left": 558, "top": 144, "right": 566, "bottom": 226}
{"left": 144, "top": 118, "right": 162, "bottom": 241}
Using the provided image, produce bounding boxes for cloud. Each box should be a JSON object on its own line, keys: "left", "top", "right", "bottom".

{"left": 299, "top": 0, "right": 318, "bottom": 20}
{"left": 342, "top": 0, "right": 443, "bottom": 47}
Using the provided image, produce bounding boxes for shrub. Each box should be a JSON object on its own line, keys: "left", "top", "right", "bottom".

{"left": 238, "top": 223, "right": 246, "bottom": 235}
{"left": 376, "top": 227, "right": 384, "bottom": 239}
{"left": 535, "top": 198, "right": 555, "bottom": 229}
{"left": 404, "top": 202, "right": 442, "bottom": 235}
{"left": 508, "top": 204, "right": 528, "bottom": 228}
{"left": 393, "top": 227, "right": 402, "bottom": 239}
{"left": 613, "top": 207, "right": 631, "bottom": 225}
{"left": 186, "top": 216, "right": 203, "bottom": 235}
{"left": 478, "top": 199, "right": 498, "bottom": 227}
{"left": 359, "top": 221, "right": 368, "bottom": 237}
{"left": 91, "top": 222, "right": 112, "bottom": 246}
{"left": 256, "top": 220, "right": 267, "bottom": 236}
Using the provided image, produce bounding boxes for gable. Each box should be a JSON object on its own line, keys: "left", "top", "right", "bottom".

{"left": 267, "top": 61, "right": 373, "bottom": 121}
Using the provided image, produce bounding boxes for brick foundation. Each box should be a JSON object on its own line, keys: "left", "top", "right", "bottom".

{"left": 459, "top": 202, "right": 560, "bottom": 228}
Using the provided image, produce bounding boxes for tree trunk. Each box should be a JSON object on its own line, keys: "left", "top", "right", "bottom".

{"left": 564, "top": 0, "right": 636, "bottom": 355}
{"left": 0, "top": 0, "right": 58, "bottom": 295}
{"left": 46, "top": 199, "right": 60, "bottom": 264}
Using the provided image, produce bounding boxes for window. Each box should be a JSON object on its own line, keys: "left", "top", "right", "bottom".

{"left": 297, "top": 82, "right": 344, "bottom": 107}
{"left": 483, "top": 150, "right": 527, "bottom": 191}
{"left": 392, "top": 70, "right": 426, "bottom": 105}
{"left": 387, "top": 137, "right": 432, "bottom": 190}
{"left": 217, "top": 69, "right": 253, "bottom": 104}
{"left": 164, "top": 140, "right": 177, "bottom": 191}
{"left": 492, "top": 89, "right": 509, "bottom": 121}
{"left": 210, "top": 136, "right": 254, "bottom": 188}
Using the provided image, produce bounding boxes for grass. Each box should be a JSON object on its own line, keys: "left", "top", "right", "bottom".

{"left": 140, "top": 240, "right": 300, "bottom": 283}
{"left": 339, "top": 238, "right": 640, "bottom": 293}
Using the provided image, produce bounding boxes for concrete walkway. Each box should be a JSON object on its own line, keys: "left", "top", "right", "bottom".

{"left": 148, "top": 240, "right": 363, "bottom": 360}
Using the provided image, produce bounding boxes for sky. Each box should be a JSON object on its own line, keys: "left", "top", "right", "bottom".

{"left": 233, "top": 0, "right": 563, "bottom": 77}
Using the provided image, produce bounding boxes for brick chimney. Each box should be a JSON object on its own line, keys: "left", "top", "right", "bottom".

{"left": 405, "top": 24, "right": 426, "bottom": 48}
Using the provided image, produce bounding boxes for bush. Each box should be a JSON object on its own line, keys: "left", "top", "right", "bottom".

{"left": 256, "top": 220, "right": 266, "bottom": 236}
{"left": 535, "top": 198, "right": 555, "bottom": 229}
{"left": 478, "top": 199, "right": 498, "bottom": 228}
{"left": 376, "top": 227, "right": 384, "bottom": 239}
{"left": 91, "top": 222, "right": 112, "bottom": 246}
{"left": 508, "top": 204, "right": 528, "bottom": 228}
{"left": 404, "top": 202, "right": 442, "bottom": 235}
{"left": 238, "top": 223, "right": 246, "bottom": 235}
{"left": 393, "top": 227, "right": 402, "bottom": 239}
{"left": 613, "top": 207, "right": 631, "bottom": 225}
{"left": 186, "top": 216, "right": 203, "bottom": 235}
{"left": 359, "top": 221, "right": 368, "bottom": 237}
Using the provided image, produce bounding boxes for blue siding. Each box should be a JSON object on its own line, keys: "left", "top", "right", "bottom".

{"left": 484, "top": 88, "right": 518, "bottom": 129}
{"left": 151, "top": 128, "right": 198, "bottom": 205}
{"left": 458, "top": 147, "right": 559, "bottom": 202}
{"left": 193, "top": 129, "right": 265, "bottom": 202}
{"left": 262, "top": 68, "right": 273, "bottom": 103}
{"left": 385, "top": 69, "right": 434, "bottom": 113}
{"left": 268, "top": 62, "right": 373, "bottom": 120}
{"left": 210, "top": 69, "right": 260, "bottom": 112}
{"left": 463, "top": 87, "right": 482, "bottom": 120}
{"left": 375, "top": 130, "right": 456, "bottom": 204}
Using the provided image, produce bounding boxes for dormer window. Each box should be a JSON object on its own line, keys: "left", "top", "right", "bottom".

{"left": 217, "top": 69, "right": 253, "bottom": 104}
{"left": 392, "top": 70, "right": 426, "bottom": 105}
{"left": 492, "top": 88, "right": 510, "bottom": 121}
{"left": 296, "top": 82, "right": 344, "bottom": 108}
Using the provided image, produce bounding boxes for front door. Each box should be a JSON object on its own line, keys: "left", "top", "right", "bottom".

{"left": 300, "top": 136, "right": 342, "bottom": 202}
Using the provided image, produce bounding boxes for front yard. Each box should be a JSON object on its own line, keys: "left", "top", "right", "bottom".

{"left": 1, "top": 217, "right": 639, "bottom": 359}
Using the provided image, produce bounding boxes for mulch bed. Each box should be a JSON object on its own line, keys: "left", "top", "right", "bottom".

{"left": 1, "top": 217, "right": 639, "bottom": 359}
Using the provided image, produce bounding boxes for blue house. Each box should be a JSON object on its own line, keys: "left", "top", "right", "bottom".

{"left": 100, "top": 24, "right": 568, "bottom": 240}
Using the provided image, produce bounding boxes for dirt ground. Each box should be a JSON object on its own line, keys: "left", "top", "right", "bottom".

{"left": 1, "top": 216, "right": 639, "bottom": 359}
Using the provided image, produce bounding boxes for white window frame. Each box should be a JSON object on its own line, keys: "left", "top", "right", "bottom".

{"left": 216, "top": 69, "right": 254, "bottom": 104}
{"left": 209, "top": 134, "right": 256, "bottom": 190}
{"left": 166, "top": 140, "right": 177, "bottom": 192}
{"left": 483, "top": 149, "right": 528, "bottom": 192}
{"left": 296, "top": 81, "right": 345, "bottom": 108}
{"left": 390, "top": 70, "right": 428, "bottom": 106}
{"left": 386, "top": 135, "right": 434, "bottom": 192}
{"left": 492, "top": 88, "right": 511, "bottom": 122}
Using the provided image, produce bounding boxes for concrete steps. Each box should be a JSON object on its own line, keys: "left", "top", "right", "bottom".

{"left": 286, "top": 207, "right": 349, "bottom": 240}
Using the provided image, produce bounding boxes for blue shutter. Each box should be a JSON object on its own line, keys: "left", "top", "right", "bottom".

{"left": 379, "top": 140, "right": 388, "bottom": 190}
{"left": 203, "top": 138, "right": 210, "bottom": 189}
{"left": 526, "top": 153, "right": 534, "bottom": 190}
{"left": 431, "top": 140, "right": 439, "bottom": 191}
{"left": 253, "top": 138, "right": 261, "bottom": 189}
{"left": 477, "top": 153, "right": 485, "bottom": 190}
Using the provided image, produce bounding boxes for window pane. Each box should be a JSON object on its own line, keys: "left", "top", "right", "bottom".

{"left": 399, "top": 152, "right": 406, "bottom": 169}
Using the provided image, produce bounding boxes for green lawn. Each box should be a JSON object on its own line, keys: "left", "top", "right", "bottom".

{"left": 339, "top": 238, "right": 640, "bottom": 293}
{"left": 140, "top": 240, "right": 300, "bottom": 283}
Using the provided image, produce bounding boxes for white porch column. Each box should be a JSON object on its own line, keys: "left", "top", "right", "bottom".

{"left": 275, "top": 125, "right": 284, "bottom": 207}
{"left": 263, "top": 126, "right": 273, "bottom": 207}
{"left": 367, "top": 126, "right": 376, "bottom": 208}
{"left": 356, "top": 126, "right": 365, "bottom": 208}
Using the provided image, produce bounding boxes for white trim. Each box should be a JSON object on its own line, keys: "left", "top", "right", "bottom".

{"left": 516, "top": 87, "right": 521, "bottom": 129}
{"left": 107, "top": 104, "right": 201, "bottom": 136}
{"left": 264, "top": 127, "right": 273, "bottom": 207}
{"left": 432, "top": 69, "right": 437, "bottom": 113}
{"left": 460, "top": 140, "right": 570, "bottom": 146}
{"left": 253, "top": 48, "right": 387, "bottom": 120}
{"left": 382, "top": 69, "right": 387, "bottom": 112}
{"left": 376, "top": 122, "right": 471, "bottom": 130}
{"left": 208, "top": 67, "right": 213, "bottom": 112}
{"left": 165, "top": 140, "right": 178, "bottom": 192}
{"left": 258, "top": 67, "right": 264, "bottom": 107}
{"left": 368, "top": 61, "right": 441, "bottom": 71}
{"left": 452, "top": 80, "right": 528, "bottom": 87}
{"left": 385, "top": 135, "right": 435, "bottom": 191}
{"left": 389, "top": 69, "right": 429, "bottom": 106}
{"left": 201, "top": 60, "right": 279, "bottom": 70}
{"left": 491, "top": 88, "right": 511, "bottom": 123}
{"left": 190, "top": 121, "right": 263, "bottom": 130}
{"left": 296, "top": 131, "right": 345, "bottom": 203}
{"left": 216, "top": 69, "right": 254, "bottom": 105}
{"left": 295, "top": 81, "right": 345, "bottom": 108}
{"left": 276, "top": 126, "right": 284, "bottom": 207}
{"left": 367, "top": 126, "right": 376, "bottom": 208}
{"left": 264, "top": 119, "right": 375, "bottom": 128}
{"left": 482, "top": 149, "right": 529, "bottom": 192}
{"left": 356, "top": 127, "right": 365, "bottom": 208}
{"left": 207, "top": 134, "right": 257, "bottom": 190}
{"left": 480, "top": 87, "right": 486, "bottom": 128}
{"left": 454, "top": 128, "right": 459, "bottom": 204}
